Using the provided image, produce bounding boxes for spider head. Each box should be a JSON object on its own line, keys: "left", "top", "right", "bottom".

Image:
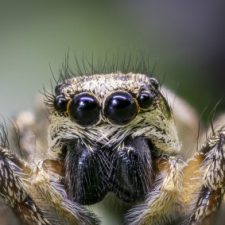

{"left": 47, "top": 73, "right": 181, "bottom": 204}
{"left": 49, "top": 73, "right": 180, "bottom": 154}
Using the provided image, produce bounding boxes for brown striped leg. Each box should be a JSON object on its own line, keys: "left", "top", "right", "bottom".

{"left": 186, "top": 128, "right": 225, "bottom": 225}
{"left": 0, "top": 147, "right": 100, "bottom": 225}
{"left": 28, "top": 159, "right": 100, "bottom": 225}
{"left": 0, "top": 147, "right": 50, "bottom": 225}
{"left": 126, "top": 127, "right": 225, "bottom": 225}
{"left": 126, "top": 156, "right": 186, "bottom": 225}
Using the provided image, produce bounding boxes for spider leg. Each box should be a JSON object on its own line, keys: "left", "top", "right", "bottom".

{"left": 126, "top": 155, "right": 186, "bottom": 225}
{"left": 0, "top": 146, "right": 100, "bottom": 225}
{"left": 0, "top": 147, "right": 50, "bottom": 225}
{"left": 126, "top": 126, "right": 225, "bottom": 225}
{"left": 186, "top": 127, "right": 225, "bottom": 225}
{"left": 27, "top": 158, "right": 100, "bottom": 225}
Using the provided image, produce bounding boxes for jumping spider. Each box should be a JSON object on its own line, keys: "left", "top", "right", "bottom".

{"left": 0, "top": 71, "right": 224, "bottom": 225}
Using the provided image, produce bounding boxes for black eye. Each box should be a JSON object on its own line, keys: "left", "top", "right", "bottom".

{"left": 69, "top": 93, "right": 100, "bottom": 126}
{"left": 104, "top": 92, "right": 138, "bottom": 125}
{"left": 138, "top": 91, "right": 156, "bottom": 109}
{"left": 54, "top": 95, "right": 68, "bottom": 112}
{"left": 150, "top": 77, "right": 160, "bottom": 90}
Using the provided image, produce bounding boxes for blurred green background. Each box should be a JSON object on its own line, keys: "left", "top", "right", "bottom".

{"left": 0, "top": 0, "right": 224, "bottom": 119}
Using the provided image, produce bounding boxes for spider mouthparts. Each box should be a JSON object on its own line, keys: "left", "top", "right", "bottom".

{"left": 64, "top": 137, "right": 153, "bottom": 205}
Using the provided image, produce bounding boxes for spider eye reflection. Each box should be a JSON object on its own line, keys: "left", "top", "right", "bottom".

{"left": 104, "top": 92, "right": 138, "bottom": 125}
{"left": 69, "top": 93, "right": 100, "bottom": 126}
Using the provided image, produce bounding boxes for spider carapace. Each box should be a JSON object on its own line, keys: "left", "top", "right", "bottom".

{"left": 0, "top": 73, "right": 224, "bottom": 225}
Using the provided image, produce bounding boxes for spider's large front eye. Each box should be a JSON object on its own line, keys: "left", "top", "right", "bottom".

{"left": 69, "top": 93, "right": 100, "bottom": 126}
{"left": 104, "top": 91, "right": 138, "bottom": 125}
{"left": 138, "top": 91, "right": 156, "bottom": 109}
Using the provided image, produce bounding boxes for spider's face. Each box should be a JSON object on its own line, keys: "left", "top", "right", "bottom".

{"left": 49, "top": 73, "right": 180, "bottom": 154}
{"left": 47, "top": 73, "right": 181, "bottom": 204}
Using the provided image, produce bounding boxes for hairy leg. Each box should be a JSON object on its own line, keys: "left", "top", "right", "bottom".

{"left": 0, "top": 147, "right": 50, "bottom": 225}
{"left": 126, "top": 124, "right": 225, "bottom": 225}
{"left": 186, "top": 127, "right": 225, "bottom": 224}
{"left": 126, "top": 155, "right": 186, "bottom": 225}
{"left": 0, "top": 134, "right": 99, "bottom": 225}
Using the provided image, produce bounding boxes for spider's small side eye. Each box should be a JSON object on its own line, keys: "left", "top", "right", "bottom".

{"left": 104, "top": 91, "right": 138, "bottom": 125}
{"left": 69, "top": 93, "right": 100, "bottom": 126}
{"left": 138, "top": 91, "right": 156, "bottom": 109}
{"left": 55, "top": 84, "right": 62, "bottom": 95}
{"left": 150, "top": 77, "right": 160, "bottom": 90}
{"left": 54, "top": 95, "right": 68, "bottom": 112}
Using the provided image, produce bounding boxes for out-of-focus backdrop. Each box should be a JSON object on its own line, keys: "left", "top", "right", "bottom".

{"left": 0, "top": 1, "right": 225, "bottom": 225}
{"left": 0, "top": 0, "right": 224, "bottom": 120}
